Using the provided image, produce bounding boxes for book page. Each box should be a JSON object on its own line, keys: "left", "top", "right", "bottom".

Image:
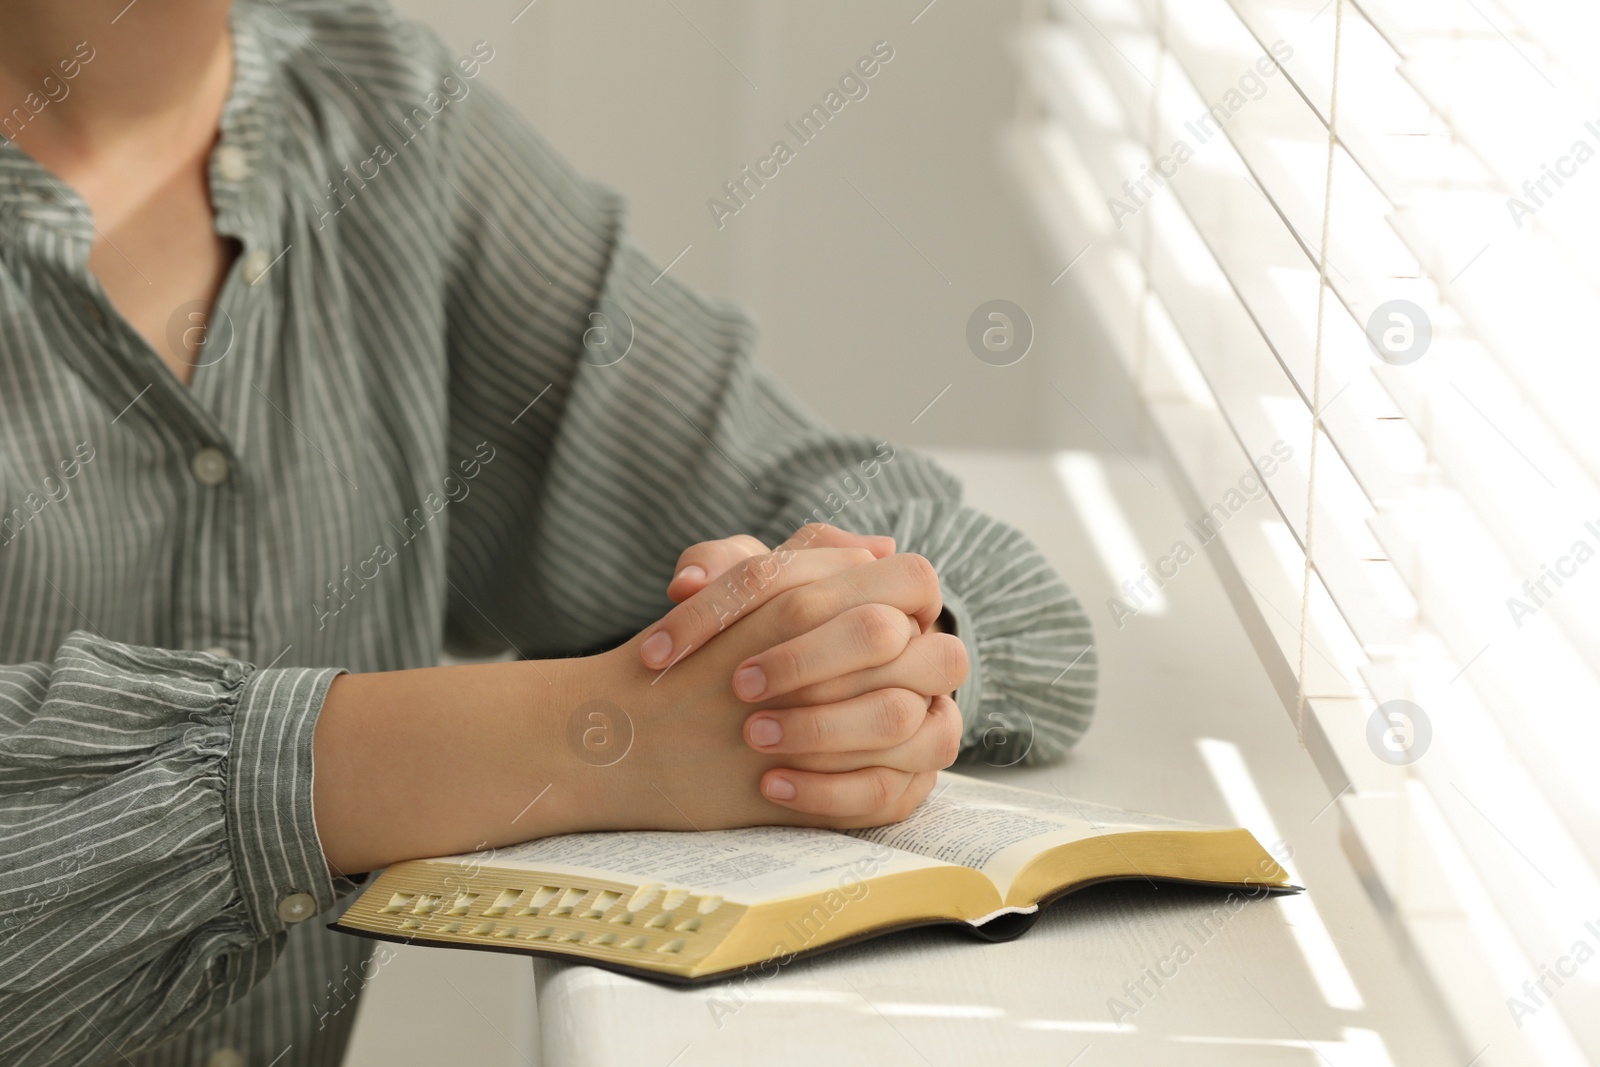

{"left": 846, "top": 772, "right": 1221, "bottom": 894}
{"left": 431, "top": 825, "right": 950, "bottom": 905}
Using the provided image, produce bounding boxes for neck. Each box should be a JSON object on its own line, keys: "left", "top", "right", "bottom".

{"left": 0, "top": 1, "right": 233, "bottom": 155}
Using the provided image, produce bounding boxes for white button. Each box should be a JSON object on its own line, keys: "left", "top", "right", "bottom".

{"left": 205, "top": 1049, "right": 244, "bottom": 1067}
{"left": 190, "top": 448, "right": 230, "bottom": 487}
{"left": 243, "top": 249, "right": 273, "bottom": 284}
{"left": 215, "top": 145, "right": 250, "bottom": 183}
{"left": 277, "top": 892, "right": 317, "bottom": 924}
{"left": 204, "top": 645, "right": 233, "bottom": 660}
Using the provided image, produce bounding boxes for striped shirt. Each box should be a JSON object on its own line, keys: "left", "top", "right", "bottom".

{"left": 0, "top": 3, "right": 1096, "bottom": 1064}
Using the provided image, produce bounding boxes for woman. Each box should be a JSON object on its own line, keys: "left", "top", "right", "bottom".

{"left": 0, "top": 2, "right": 1096, "bottom": 1063}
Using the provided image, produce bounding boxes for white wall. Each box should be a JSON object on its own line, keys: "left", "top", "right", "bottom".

{"left": 387, "top": 0, "right": 1127, "bottom": 450}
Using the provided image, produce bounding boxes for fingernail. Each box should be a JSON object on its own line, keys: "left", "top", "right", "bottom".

{"left": 675, "top": 565, "right": 706, "bottom": 582}
{"left": 764, "top": 776, "right": 796, "bottom": 801}
{"left": 733, "top": 664, "right": 766, "bottom": 700}
{"left": 641, "top": 630, "right": 672, "bottom": 667}
{"left": 749, "top": 716, "right": 782, "bottom": 747}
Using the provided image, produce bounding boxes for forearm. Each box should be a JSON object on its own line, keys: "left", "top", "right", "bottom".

{"left": 311, "top": 658, "right": 592, "bottom": 875}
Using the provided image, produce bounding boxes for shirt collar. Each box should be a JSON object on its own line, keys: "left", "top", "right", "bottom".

{"left": 211, "top": 0, "right": 290, "bottom": 232}
{"left": 0, "top": 139, "right": 87, "bottom": 240}
{"left": 0, "top": 1, "right": 288, "bottom": 241}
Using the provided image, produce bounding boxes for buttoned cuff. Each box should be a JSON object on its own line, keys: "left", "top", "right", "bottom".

{"left": 226, "top": 663, "right": 351, "bottom": 939}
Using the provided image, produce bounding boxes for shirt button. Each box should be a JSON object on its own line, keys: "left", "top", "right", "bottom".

{"left": 190, "top": 448, "right": 230, "bottom": 487}
{"left": 242, "top": 249, "right": 273, "bottom": 285}
{"left": 277, "top": 892, "right": 317, "bottom": 924}
{"left": 205, "top": 1050, "right": 244, "bottom": 1067}
{"left": 215, "top": 145, "right": 250, "bottom": 183}
{"left": 204, "top": 645, "right": 234, "bottom": 660}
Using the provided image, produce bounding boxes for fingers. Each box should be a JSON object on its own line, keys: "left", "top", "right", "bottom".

{"left": 776, "top": 523, "right": 896, "bottom": 559}
{"left": 666, "top": 535, "right": 768, "bottom": 603}
{"left": 750, "top": 692, "right": 959, "bottom": 826}
{"left": 732, "top": 604, "right": 916, "bottom": 702}
{"left": 664, "top": 525, "right": 895, "bottom": 604}
{"left": 778, "top": 551, "right": 944, "bottom": 635}
{"left": 641, "top": 545, "right": 881, "bottom": 669}
{"left": 759, "top": 766, "right": 940, "bottom": 826}
{"left": 752, "top": 693, "right": 964, "bottom": 776}
{"left": 745, "top": 687, "right": 928, "bottom": 754}
{"left": 772, "top": 631, "right": 970, "bottom": 707}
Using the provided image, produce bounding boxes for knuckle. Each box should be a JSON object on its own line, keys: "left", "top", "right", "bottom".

{"left": 773, "top": 589, "right": 816, "bottom": 634}
{"left": 843, "top": 546, "right": 876, "bottom": 567}
{"left": 690, "top": 587, "right": 736, "bottom": 634}
{"left": 714, "top": 556, "right": 771, "bottom": 614}
{"left": 766, "top": 642, "right": 811, "bottom": 688}
{"left": 877, "top": 689, "right": 924, "bottom": 742}
{"left": 848, "top": 606, "right": 886, "bottom": 650}
{"left": 897, "top": 552, "right": 939, "bottom": 589}
{"left": 796, "top": 707, "right": 831, "bottom": 750}
{"left": 850, "top": 607, "right": 903, "bottom": 657}
{"left": 673, "top": 597, "right": 712, "bottom": 636}
{"left": 726, "top": 553, "right": 760, "bottom": 588}
{"left": 745, "top": 550, "right": 783, "bottom": 584}
{"left": 864, "top": 767, "right": 898, "bottom": 811}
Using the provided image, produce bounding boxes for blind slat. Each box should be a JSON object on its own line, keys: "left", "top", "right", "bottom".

{"left": 1018, "top": 1, "right": 1600, "bottom": 1061}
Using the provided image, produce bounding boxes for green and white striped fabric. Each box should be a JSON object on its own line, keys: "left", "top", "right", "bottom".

{"left": 0, "top": 2, "right": 1095, "bottom": 1064}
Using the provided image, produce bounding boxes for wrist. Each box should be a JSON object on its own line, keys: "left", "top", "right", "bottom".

{"left": 538, "top": 640, "right": 656, "bottom": 833}
{"left": 313, "top": 655, "right": 599, "bottom": 872}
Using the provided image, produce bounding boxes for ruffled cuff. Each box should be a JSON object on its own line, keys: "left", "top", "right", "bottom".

{"left": 226, "top": 662, "right": 351, "bottom": 939}
{"left": 932, "top": 510, "right": 1096, "bottom": 766}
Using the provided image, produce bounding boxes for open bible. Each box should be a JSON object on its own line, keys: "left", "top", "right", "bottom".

{"left": 332, "top": 772, "right": 1296, "bottom": 982}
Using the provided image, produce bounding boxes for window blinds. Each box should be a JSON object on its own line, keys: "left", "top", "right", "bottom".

{"left": 1013, "top": 0, "right": 1600, "bottom": 1061}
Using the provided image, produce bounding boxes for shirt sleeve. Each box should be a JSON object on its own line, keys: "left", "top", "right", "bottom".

{"left": 0, "top": 632, "right": 347, "bottom": 1066}
{"left": 430, "top": 48, "right": 1096, "bottom": 764}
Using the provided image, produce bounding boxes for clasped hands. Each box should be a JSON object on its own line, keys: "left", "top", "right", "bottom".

{"left": 582, "top": 524, "right": 968, "bottom": 832}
